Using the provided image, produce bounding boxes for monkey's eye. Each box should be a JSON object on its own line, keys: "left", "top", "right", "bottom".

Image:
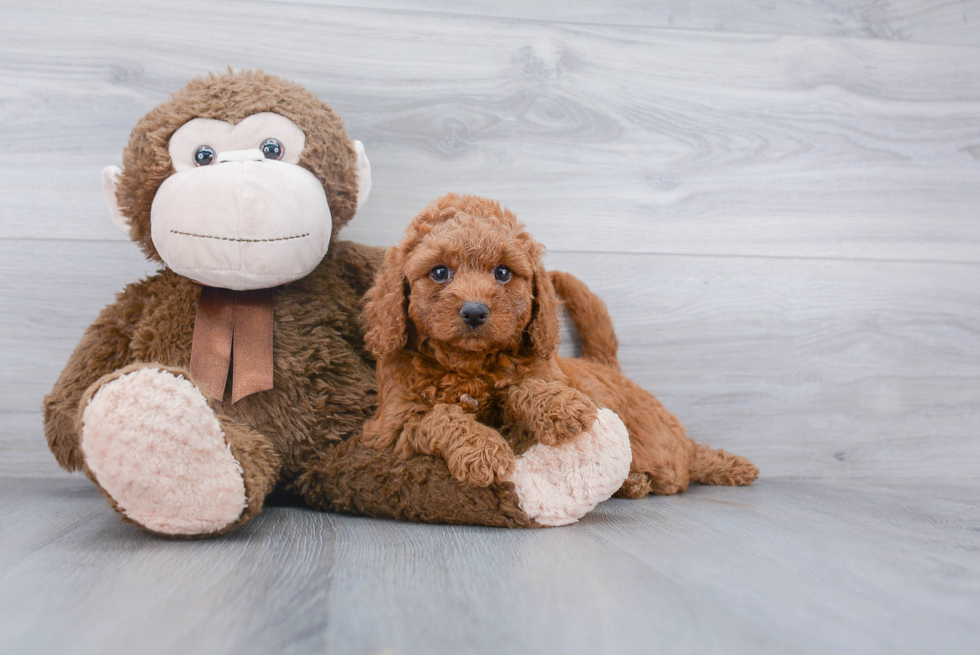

{"left": 430, "top": 265, "right": 451, "bottom": 283}
{"left": 261, "top": 138, "right": 284, "bottom": 160}
{"left": 194, "top": 146, "right": 216, "bottom": 167}
{"left": 493, "top": 265, "right": 513, "bottom": 283}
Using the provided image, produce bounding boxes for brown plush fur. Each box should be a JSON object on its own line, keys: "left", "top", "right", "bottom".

{"left": 362, "top": 194, "right": 760, "bottom": 495}
{"left": 42, "top": 72, "right": 547, "bottom": 533}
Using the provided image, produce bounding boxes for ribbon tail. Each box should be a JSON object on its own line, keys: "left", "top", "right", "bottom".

{"left": 189, "top": 287, "right": 235, "bottom": 401}
{"left": 231, "top": 288, "right": 275, "bottom": 403}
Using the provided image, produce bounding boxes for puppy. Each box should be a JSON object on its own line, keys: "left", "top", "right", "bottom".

{"left": 362, "top": 194, "right": 758, "bottom": 494}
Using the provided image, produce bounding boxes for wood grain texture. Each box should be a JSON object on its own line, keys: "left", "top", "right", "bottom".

{"left": 546, "top": 251, "right": 980, "bottom": 479}
{"left": 2, "top": 476, "right": 978, "bottom": 654}
{"left": 0, "top": 241, "right": 158, "bottom": 415}
{"left": 0, "top": 413, "right": 66, "bottom": 478}
{"left": 2, "top": 1, "right": 980, "bottom": 262}
{"left": 3, "top": 3, "right": 978, "bottom": 653}
{"left": 4, "top": 239, "right": 978, "bottom": 479}
{"left": 1, "top": 4, "right": 979, "bottom": 477}
{"left": 0, "top": 478, "right": 334, "bottom": 655}
{"left": 277, "top": 0, "right": 980, "bottom": 47}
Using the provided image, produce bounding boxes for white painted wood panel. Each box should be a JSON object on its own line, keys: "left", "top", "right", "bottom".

{"left": 1, "top": 0, "right": 978, "bottom": 482}
{"left": 548, "top": 250, "right": 980, "bottom": 479}
{"left": 2, "top": 1, "right": 979, "bottom": 262}
{"left": 0, "top": 413, "right": 67, "bottom": 478}
{"left": 4, "top": 240, "right": 978, "bottom": 479}
{"left": 280, "top": 0, "right": 980, "bottom": 47}
{"left": 0, "top": 241, "right": 158, "bottom": 415}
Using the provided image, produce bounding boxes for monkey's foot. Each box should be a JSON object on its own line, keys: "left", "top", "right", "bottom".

{"left": 80, "top": 367, "right": 247, "bottom": 536}
{"left": 511, "top": 408, "right": 632, "bottom": 526}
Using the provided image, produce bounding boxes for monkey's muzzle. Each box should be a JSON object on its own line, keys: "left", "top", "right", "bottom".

{"left": 151, "top": 150, "right": 332, "bottom": 290}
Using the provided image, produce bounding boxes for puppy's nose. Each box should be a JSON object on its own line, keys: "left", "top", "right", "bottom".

{"left": 459, "top": 302, "right": 489, "bottom": 329}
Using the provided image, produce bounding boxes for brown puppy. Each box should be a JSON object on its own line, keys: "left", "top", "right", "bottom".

{"left": 362, "top": 193, "right": 759, "bottom": 496}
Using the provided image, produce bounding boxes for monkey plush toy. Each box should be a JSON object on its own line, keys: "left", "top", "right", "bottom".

{"left": 43, "top": 70, "right": 632, "bottom": 537}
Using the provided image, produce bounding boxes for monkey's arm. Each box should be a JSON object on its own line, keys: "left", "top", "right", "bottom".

{"left": 43, "top": 280, "right": 149, "bottom": 471}
{"left": 298, "top": 360, "right": 629, "bottom": 528}
{"left": 503, "top": 359, "right": 598, "bottom": 447}
{"left": 298, "top": 395, "right": 630, "bottom": 529}
{"left": 297, "top": 432, "right": 538, "bottom": 528}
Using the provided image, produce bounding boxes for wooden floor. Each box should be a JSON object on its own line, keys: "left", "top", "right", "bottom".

{"left": 2, "top": 0, "right": 979, "bottom": 653}
{"left": 2, "top": 476, "right": 978, "bottom": 655}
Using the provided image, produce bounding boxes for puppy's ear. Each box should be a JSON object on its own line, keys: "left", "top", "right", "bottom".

{"left": 528, "top": 264, "right": 561, "bottom": 358}
{"left": 363, "top": 246, "right": 409, "bottom": 359}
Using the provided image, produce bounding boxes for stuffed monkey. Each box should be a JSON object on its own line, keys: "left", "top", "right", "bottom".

{"left": 43, "top": 71, "right": 631, "bottom": 537}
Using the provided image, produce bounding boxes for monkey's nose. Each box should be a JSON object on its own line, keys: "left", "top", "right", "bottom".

{"left": 459, "top": 302, "right": 489, "bottom": 329}
{"left": 217, "top": 149, "right": 265, "bottom": 163}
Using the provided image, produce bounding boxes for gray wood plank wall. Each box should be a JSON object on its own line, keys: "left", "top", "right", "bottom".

{"left": 1, "top": 0, "right": 978, "bottom": 479}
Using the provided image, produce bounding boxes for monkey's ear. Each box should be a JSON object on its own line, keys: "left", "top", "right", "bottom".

{"left": 101, "top": 165, "right": 130, "bottom": 235}
{"left": 353, "top": 140, "right": 372, "bottom": 212}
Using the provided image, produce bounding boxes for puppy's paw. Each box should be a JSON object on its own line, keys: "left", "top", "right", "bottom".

{"left": 445, "top": 427, "right": 516, "bottom": 487}
{"left": 537, "top": 388, "right": 598, "bottom": 446}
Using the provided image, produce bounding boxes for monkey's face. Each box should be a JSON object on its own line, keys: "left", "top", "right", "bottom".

{"left": 102, "top": 71, "right": 372, "bottom": 291}
{"left": 149, "top": 112, "right": 330, "bottom": 290}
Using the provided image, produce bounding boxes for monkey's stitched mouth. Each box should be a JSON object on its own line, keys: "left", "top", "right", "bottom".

{"left": 170, "top": 230, "right": 310, "bottom": 243}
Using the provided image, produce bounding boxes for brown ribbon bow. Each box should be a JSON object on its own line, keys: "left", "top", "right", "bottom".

{"left": 189, "top": 287, "right": 275, "bottom": 403}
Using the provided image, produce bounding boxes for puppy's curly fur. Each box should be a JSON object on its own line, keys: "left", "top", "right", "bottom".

{"left": 362, "top": 193, "right": 759, "bottom": 494}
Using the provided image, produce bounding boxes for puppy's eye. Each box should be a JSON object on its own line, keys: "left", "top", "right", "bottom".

{"left": 194, "top": 145, "right": 216, "bottom": 166}
{"left": 261, "top": 138, "right": 284, "bottom": 160}
{"left": 493, "top": 265, "right": 513, "bottom": 283}
{"left": 430, "top": 265, "right": 451, "bottom": 283}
